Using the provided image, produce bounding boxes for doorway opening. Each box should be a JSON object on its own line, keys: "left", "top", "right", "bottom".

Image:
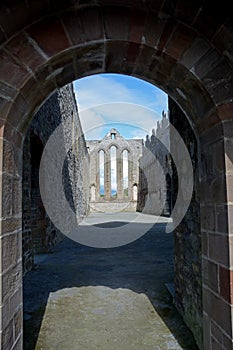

{"left": 23, "top": 74, "right": 199, "bottom": 350}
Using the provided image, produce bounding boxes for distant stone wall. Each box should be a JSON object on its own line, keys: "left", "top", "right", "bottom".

{"left": 169, "top": 98, "right": 202, "bottom": 349}
{"left": 90, "top": 202, "right": 137, "bottom": 213}
{"left": 137, "top": 112, "right": 172, "bottom": 216}
{"left": 22, "top": 84, "right": 89, "bottom": 274}
{"left": 87, "top": 129, "right": 142, "bottom": 212}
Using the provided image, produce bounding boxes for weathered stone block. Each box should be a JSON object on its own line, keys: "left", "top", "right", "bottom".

{"left": 1, "top": 173, "right": 13, "bottom": 218}
{"left": 219, "top": 266, "right": 233, "bottom": 303}
{"left": 1, "top": 139, "right": 14, "bottom": 175}
{"left": 133, "top": 45, "right": 160, "bottom": 77}
{"left": 126, "top": 42, "right": 140, "bottom": 65}
{"left": 105, "top": 41, "right": 128, "bottom": 72}
{"left": 0, "top": 96, "right": 12, "bottom": 119}
{"left": 12, "top": 177, "right": 22, "bottom": 216}
{"left": 165, "top": 24, "right": 196, "bottom": 61}
{"left": 62, "top": 8, "right": 103, "bottom": 46}
{"left": 157, "top": 18, "right": 176, "bottom": 52}
{"left": 54, "top": 62, "right": 76, "bottom": 89}
{"left": 208, "top": 233, "right": 229, "bottom": 266}
{"left": 203, "top": 286, "right": 232, "bottom": 337}
{"left": 203, "top": 258, "right": 219, "bottom": 293}
{"left": 200, "top": 204, "right": 215, "bottom": 232}
{"left": 143, "top": 14, "right": 166, "bottom": 48}
{"left": 194, "top": 49, "right": 221, "bottom": 79}
{"left": 2, "top": 318, "right": 14, "bottom": 350}
{"left": 201, "top": 231, "right": 208, "bottom": 257}
{"left": 204, "top": 63, "right": 233, "bottom": 104}
{"left": 1, "top": 233, "right": 19, "bottom": 272}
{"left": 103, "top": 7, "right": 130, "bottom": 41}
{"left": 216, "top": 204, "right": 228, "bottom": 234}
{"left": 211, "top": 320, "right": 223, "bottom": 345}
{"left": 222, "top": 332, "right": 233, "bottom": 349}
{"left": 210, "top": 176, "right": 227, "bottom": 204}
{"left": 28, "top": 17, "right": 70, "bottom": 57}
{"left": 6, "top": 33, "right": 46, "bottom": 71}
{"left": 129, "top": 9, "right": 146, "bottom": 43}
{"left": 212, "top": 337, "right": 223, "bottom": 350}
{"left": 13, "top": 308, "right": 22, "bottom": 341}
{"left": 4, "top": 125, "right": 23, "bottom": 151}
{"left": 10, "top": 288, "right": 22, "bottom": 321}
{"left": 2, "top": 263, "right": 22, "bottom": 303}
{"left": 0, "top": 50, "right": 31, "bottom": 89}
{"left": 181, "top": 37, "right": 210, "bottom": 69}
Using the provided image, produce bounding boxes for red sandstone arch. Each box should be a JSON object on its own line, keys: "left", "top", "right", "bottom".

{"left": 1, "top": 2, "right": 233, "bottom": 349}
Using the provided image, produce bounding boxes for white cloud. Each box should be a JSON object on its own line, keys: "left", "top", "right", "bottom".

{"left": 79, "top": 109, "right": 105, "bottom": 139}
{"left": 80, "top": 103, "right": 161, "bottom": 138}
{"left": 73, "top": 74, "right": 168, "bottom": 139}
{"left": 74, "top": 75, "right": 138, "bottom": 110}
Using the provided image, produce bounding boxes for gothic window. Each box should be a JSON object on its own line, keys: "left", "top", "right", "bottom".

{"left": 133, "top": 184, "right": 138, "bottom": 201}
{"left": 99, "top": 150, "right": 105, "bottom": 196}
{"left": 91, "top": 184, "right": 96, "bottom": 201}
{"left": 123, "top": 150, "right": 129, "bottom": 196}
{"left": 110, "top": 146, "right": 117, "bottom": 197}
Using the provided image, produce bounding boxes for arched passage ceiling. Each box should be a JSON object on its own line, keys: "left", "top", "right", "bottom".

{"left": 0, "top": 0, "right": 233, "bottom": 140}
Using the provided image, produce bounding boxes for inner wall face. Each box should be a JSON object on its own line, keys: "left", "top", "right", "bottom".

{"left": 169, "top": 98, "right": 202, "bottom": 348}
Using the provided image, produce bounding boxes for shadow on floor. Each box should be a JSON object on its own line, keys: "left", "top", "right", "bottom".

{"left": 23, "top": 219, "right": 198, "bottom": 350}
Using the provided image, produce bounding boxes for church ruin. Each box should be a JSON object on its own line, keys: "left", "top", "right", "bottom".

{"left": 137, "top": 111, "right": 172, "bottom": 217}
{"left": 87, "top": 129, "right": 143, "bottom": 212}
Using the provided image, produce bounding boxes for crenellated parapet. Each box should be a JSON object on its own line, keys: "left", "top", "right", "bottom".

{"left": 137, "top": 111, "right": 172, "bottom": 216}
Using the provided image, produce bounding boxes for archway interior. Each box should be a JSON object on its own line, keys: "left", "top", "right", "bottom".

{"left": 22, "top": 73, "right": 198, "bottom": 349}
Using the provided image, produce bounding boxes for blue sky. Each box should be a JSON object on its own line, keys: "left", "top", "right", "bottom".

{"left": 73, "top": 74, "right": 168, "bottom": 140}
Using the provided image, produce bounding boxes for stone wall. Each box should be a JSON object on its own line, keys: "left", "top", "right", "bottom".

{"left": 169, "top": 98, "right": 202, "bottom": 349}
{"left": 22, "top": 84, "right": 90, "bottom": 274}
{"left": 87, "top": 129, "right": 142, "bottom": 212}
{"left": 137, "top": 112, "right": 172, "bottom": 216}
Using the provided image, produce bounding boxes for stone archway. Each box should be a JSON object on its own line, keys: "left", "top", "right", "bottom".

{"left": 0, "top": 3, "right": 233, "bottom": 349}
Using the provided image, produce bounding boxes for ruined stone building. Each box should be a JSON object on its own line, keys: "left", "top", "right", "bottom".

{"left": 87, "top": 129, "right": 143, "bottom": 212}
{"left": 22, "top": 84, "right": 90, "bottom": 274}
{"left": 137, "top": 111, "right": 172, "bottom": 216}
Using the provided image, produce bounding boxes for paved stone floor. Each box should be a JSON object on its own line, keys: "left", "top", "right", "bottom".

{"left": 23, "top": 212, "right": 198, "bottom": 350}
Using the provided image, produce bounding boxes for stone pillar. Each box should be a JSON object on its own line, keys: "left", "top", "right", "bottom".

{"left": 96, "top": 151, "right": 100, "bottom": 199}
{"left": 200, "top": 120, "right": 233, "bottom": 350}
{"left": 117, "top": 149, "right": 123, "bottom": 200}
{"left": 0, "top": 133, "right": 23, "bottom": 350}
{"left": 128, "top": 155, "right": 133, "bottom": 200}
{"left": 105, "top": 151, "right": 111, "bottom": 200}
